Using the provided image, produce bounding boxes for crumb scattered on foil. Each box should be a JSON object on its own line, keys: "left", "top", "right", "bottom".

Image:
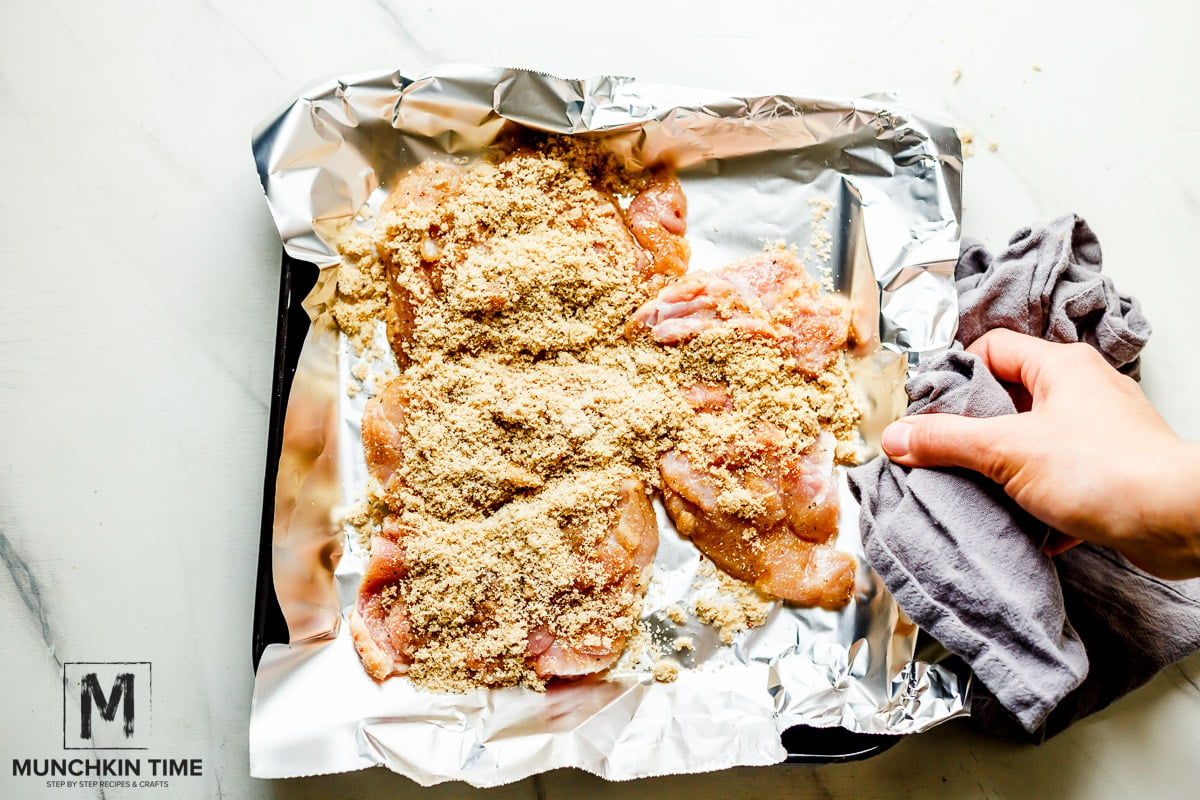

{"left": 959, "top": 128, "right": 975, "bottom": 159}
{"left": 652, "top": 659, "right": 680, "bottom": 682}
{"left": 804, "top": 199, "right": 835, "bottom": 290}
{"left": 691, "top": 560, "right": 773, "bottom": 644}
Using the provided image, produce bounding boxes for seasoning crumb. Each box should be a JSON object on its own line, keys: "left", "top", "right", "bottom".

{"left": 673, "top": 636, "right": 694, "bottom": 652}
{"left": 1032, "top": 64, "right": 1042, "bottom": 72}
{"left": 958, "top": 128, "right": 975, "bottom": 159}
{"left": 987, "top": 142, "right": 999, "bottom": 153}
{"left": 807, "top": 198, "right": 836, "bottom": 290}
{"left": 693, "top": 560, "right": 772, "bottom": 644}
{"left": 665, "top": 604, "right": 688, "bottom": 625}
{"left": 338, "top": 500, "right": 378, "bottom": 548}
{"left": 622, "top": 624, "right": 650, "bottom": 670}
{"left": 807, "top": 198, "right": 834, "bottom": 265}
{"left": 653, "top": 659, "right": 680, "bottom": 683}
{"left": 952, "top": 68, "right": 962, "bottom": 85}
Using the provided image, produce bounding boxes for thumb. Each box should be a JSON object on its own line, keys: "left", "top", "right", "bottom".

{"left": 880, "top": 413, "right": 1017, "bottom": 484}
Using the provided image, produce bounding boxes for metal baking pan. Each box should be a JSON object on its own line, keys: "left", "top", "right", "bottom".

{"left": 252, "top": 251, "right": 903, "bottom": 765}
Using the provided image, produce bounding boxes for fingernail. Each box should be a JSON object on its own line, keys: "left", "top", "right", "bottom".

{"left": 881, "top": 421, "right": 912, "bottom": 457}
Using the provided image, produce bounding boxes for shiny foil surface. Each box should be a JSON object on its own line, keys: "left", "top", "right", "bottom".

{"left": 250, "top": 64, "right": 970, "bottom": 786}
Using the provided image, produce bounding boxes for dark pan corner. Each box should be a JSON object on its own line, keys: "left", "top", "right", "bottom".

{"left": 253, "top": 252, "right": 318, "bottom": 671}
{"left": 781, "top": 724, "right": 903, "bottom": 764}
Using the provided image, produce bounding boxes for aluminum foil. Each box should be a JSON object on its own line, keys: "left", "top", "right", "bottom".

{"left": 249, "top": 64, "right": 970, "bottom": 786}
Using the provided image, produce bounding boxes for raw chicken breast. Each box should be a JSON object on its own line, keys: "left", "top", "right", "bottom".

{"left": 360, "top": 378, "right": 410, "bottom": 494}
{"left": 528, "top": 478, "right": 659, "bottom": 679}
{"left": 633, "top": 250, "right": 857, "bottom": 609}
{"left": 626, "top": 172, "right": 691, "bottom": 285}
{"left": 350, "top": 525, "right": 415, "bottom": 680}
{"left": 660, "top": 433, "right": 854, "bottom": 609}
{"left": 630, "top": 250, "right": 850, "bottom": 375}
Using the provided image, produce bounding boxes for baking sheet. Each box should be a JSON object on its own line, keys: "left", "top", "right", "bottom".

{"left": 249, "top": 64, "right": 971, "bottom": 786}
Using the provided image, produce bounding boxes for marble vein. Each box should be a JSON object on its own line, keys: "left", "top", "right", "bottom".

{"left": 199, "top": 0, "right": 288, "bottom": 83}
{"left": 0, "top": 526, "right": 62, "bottom": 672}
{"left": 365, "top": 0, "right": 437, "bottom": 65}
{"left": 3, "top": 494, "right": 118, "bottom": 800}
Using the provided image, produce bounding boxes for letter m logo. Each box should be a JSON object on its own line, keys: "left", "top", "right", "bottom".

{"left": 63, "top": 662, "right": 151, "bottom": 749}
{"left": 80, "top": 672, "right": 134, "bottom": 739}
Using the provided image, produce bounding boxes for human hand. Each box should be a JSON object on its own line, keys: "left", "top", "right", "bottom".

{"left": 880, "top": 328, "right": 1200, "bottom": 579}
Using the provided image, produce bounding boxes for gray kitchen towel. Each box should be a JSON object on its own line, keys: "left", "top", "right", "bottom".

{"left": 955, "top": 214, "right": 1150, "bottom": 378}
{"left": 848, "top": 214, "right": 1200, "bottom": 739}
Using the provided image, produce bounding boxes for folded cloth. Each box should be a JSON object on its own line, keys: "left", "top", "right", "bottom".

{"left": 848, "top": 214, "right": 1200, "bottom": 739}
{"left": 955, "top": 214, "right": 1151, "bottom": 378}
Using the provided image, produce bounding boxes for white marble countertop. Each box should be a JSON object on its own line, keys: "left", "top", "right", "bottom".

{"left": 3, "top": 1, "right": 1199, "bottom": 798}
